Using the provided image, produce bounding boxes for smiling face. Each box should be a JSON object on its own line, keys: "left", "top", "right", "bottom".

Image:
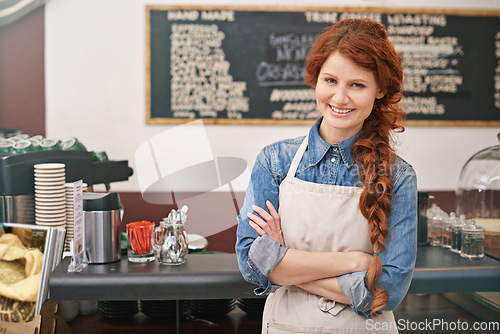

{"left": 316, "top": 52, "right": 384, "bottom": 144}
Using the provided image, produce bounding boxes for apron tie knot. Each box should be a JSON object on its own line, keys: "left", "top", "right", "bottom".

{"left": 317, "top": 297, "right": 347, "bottom": 316}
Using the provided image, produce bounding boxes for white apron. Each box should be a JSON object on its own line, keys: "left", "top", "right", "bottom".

{"left": 262, "top": 135, "right": 398, "bottom": 334}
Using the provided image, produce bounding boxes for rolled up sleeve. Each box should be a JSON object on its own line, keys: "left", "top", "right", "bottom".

{"left": 236, "top": 148, "right": 287, "bottom": 295}
{"left": 248, "top": 235, "right": 288, "bottom": 294}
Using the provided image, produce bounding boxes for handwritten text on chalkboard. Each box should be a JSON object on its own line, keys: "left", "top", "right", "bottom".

{"left": 147, "top": 7, "right": 500, "bottom": 125}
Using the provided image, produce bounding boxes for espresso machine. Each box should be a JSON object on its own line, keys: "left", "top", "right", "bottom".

{"left": 0, "top": 150, "right": 133, "bottom": 224}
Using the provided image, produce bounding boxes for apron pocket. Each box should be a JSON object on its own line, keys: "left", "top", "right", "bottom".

{"left": 268, "top": 321, "right": 332, "bottom": 334}
{"left": 317, "top": 297, "right": 347, "bottom": 316}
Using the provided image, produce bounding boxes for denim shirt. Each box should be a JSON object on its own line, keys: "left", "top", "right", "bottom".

{"left": 235, "top": 117, "right": 418, "bottom": 317}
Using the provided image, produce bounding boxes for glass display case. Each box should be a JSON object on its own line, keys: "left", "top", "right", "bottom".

{"left": 456, "top": 133, "right": 500, "bottom": 258}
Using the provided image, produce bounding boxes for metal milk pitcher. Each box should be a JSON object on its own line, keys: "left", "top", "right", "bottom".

{"left": 154, "top": 220, "right": 188, "bottom": 265}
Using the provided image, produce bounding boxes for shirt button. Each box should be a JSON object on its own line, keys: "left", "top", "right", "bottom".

{"left": 332, "top": 146, "right": 338, "bottom": 151}
{"left": 331, "top": 157, "right": 336, "bottom": 162}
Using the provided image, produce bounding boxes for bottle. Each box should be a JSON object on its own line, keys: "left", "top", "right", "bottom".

{"left": 451, "top": 214, "right": 466, "bottom": 253}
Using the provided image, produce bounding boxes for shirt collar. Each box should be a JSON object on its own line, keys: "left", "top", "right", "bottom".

{"left": 308, "top": 117, "right": 359, "bottom": 168}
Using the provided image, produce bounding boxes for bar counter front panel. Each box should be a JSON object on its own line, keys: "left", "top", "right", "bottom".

{"left": 49, "top": 247, "right": 500, "bottom": 301}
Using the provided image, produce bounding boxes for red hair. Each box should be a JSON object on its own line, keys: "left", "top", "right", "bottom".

{"left": 305, "top": 18, "right": 406, "bottom": 316}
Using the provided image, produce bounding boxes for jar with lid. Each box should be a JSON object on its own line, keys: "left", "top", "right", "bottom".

{"left": 451, "top": 214, "right": 466, "bottom": 253}
{"left": 460, "top": 220, "right": 485, "bottom": 259}
{"left": 428, "top": 206, "right": 447, "bottom": 246}
{"left": 456, "top": 133, "right": 500, "bottom": 257}
{"left": 442, "top": 212, "right": 457, "bottom": 248}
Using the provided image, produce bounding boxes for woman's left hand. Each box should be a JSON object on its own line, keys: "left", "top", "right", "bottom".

{"left": 247, "top": 200, "right": 285, "bottom": 246}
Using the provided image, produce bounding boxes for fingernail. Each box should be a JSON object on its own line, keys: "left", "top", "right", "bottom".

{"left": 252, "top": 205, "right": 257, "bottom": 210}
{"left": 247, "top": 212, "right": 252, "bottom": 217}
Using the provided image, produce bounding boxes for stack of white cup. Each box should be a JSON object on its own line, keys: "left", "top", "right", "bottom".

{"left": 34, "top": 163, "right": 66, "bottom": 230}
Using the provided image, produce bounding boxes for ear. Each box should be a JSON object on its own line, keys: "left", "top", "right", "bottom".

{"left": 376, "top": 89, "right": 385, "bottom": 99}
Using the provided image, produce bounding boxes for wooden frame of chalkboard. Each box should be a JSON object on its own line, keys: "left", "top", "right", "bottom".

{"left": 145, "top": 5, "right": 500, "bottom": 126}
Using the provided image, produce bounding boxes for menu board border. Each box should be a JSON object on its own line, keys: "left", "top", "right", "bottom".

{"left": 145, "top": 5, "right": 500, "bottom": 127}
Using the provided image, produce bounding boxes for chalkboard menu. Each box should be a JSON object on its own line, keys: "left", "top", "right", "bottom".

{"left": 145, "top": 6, "right": 500, "bottom": 126}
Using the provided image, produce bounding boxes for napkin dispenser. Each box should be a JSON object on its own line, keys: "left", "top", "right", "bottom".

{"left": 83, "top": 192, "right": 122, "bottom": 264}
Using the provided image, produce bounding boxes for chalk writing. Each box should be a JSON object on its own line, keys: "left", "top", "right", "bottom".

{"left": 170, "top": 22, "right": 249, "bottom": 119}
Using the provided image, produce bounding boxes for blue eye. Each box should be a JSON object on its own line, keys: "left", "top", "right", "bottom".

{"left": 325, "top": 78, "right": 336, "bottom": 84}
{"left": 352, "top": 83, "right": 365, "bottom": 88}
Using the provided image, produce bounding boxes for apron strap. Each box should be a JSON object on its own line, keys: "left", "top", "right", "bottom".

{"left": 285, "top": 134, "right": 309, "bottom": 181}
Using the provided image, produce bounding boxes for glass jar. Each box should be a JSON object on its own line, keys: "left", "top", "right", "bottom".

{"left": 442, "top": 212, "right": 456, "bottom": 248}
{"left": 456, "top": 133, "right": 500, "bottom": 257}
{"left": 428, "top": 208, "right": 447, "bottom": 247}
{"left": 451, "top": 214, "right": 466, "bottom": 253}
{"left": 460, "top": 220, "right": 485, "bottom": 259}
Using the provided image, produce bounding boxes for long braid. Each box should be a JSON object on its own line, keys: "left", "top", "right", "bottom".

{"left": 353, "top": 109, "right": 401, "bottom": 316}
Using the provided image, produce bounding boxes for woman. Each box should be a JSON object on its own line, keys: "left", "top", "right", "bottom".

{"left": 236, "top": 18, "right": 417, "bottom": 333}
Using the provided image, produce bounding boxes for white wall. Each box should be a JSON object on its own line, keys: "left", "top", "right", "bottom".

{"left": 45, "top": 0, "right": 500, "bottom": 193}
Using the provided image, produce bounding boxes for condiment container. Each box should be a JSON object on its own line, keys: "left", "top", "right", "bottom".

{"left": 428, "top": 208, "right": 447, "bottom": 246}
{"left": 154, "top": 220, "right": 188, "bottom": 265}
{"left": 127, "top": 221, "right": 155, "bottom": 263}
{"left": 442, "top": 212, "right": 456, "bottom": 249}
{"left": 451, "top": 214, "right": 466, "bottom": 253}
{"left": 460, "top": 220, "right": 485, "bottom": 259}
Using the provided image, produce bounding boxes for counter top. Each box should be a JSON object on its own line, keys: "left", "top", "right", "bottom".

{"left": 49, "top": 247, "right": 500, "bottom": 301}
{"left": 49, "top": 253, "right": 257, "bottom": 301}
{"left": 409, "top": 246, "right": 500, "bottom": 294}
